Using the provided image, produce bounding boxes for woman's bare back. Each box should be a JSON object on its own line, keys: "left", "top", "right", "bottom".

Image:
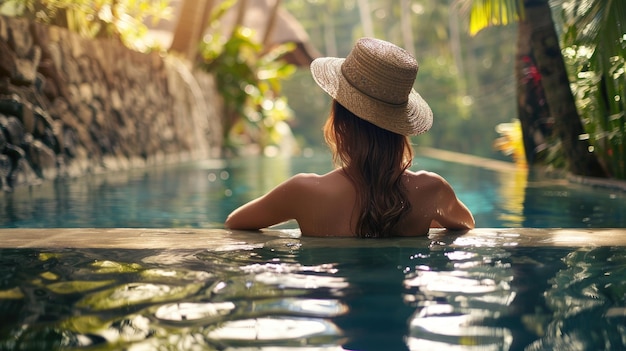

{"left": 225, "top": 168, "right": 474, "bottom": 237}
{"left": 293, "top": 169, "right": 473, "bottom": 236}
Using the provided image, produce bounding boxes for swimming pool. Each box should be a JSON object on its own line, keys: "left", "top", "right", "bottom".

{"left": 1, "top": 152, "right": 624, "bottom": 229}
{"left": 1, "top": 152, "right": 625, "bottom": 350}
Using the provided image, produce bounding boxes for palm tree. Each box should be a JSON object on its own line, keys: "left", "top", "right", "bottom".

{"left": 463, "top": 0, "right": 609, "bottom": 177}
{"left": 554, "top": 0, "right": 626, "bottom": 179}
{"left": 524, "top": 0, "right": 606, "bottom": 177}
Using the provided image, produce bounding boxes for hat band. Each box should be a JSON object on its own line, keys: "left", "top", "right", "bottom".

{"left": 340, "top": 64, "right": 409, "bottom": 108}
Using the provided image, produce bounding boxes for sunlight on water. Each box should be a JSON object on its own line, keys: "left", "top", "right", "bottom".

{"left": 405, "top": 270, "right": 509, "bottom": 294}
{"left": 155, "top": 301, "right": 235, "bottom": 322}
{"left": 2, "top": 232, "right": 626, "bottom": 350}
{"left": 407, "top": 303, "right": 513, "bottom": 351}
{"left": 2, "top": 155, "right": 625, "bottom": 229}
{"left": 0, "top": 243, "right": 354, "bottom": 349}
{"left": 76, "top": 282, "right": 204, "bottom": 310}
{"left": 206, "top": 317, "right": 341, "bottom": 341}
{"left": 452, "top": 232, "right": 521, "bottom": 248}
{"left": 401, "top": 243, "right": 520, "bottom": 351}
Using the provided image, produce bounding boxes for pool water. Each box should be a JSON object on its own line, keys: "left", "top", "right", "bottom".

{"left": 1, "top": 153, "right": 625, "bottom": 229}
{"left": 1, "top": 153, "right": 626, "bottom": 350}
{"left": 1, "top": 235, "right": 626, "bottom": 351}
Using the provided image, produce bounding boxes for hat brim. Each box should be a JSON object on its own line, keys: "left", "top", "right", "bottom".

{"left": 311, "top": 57, "right": 433, "bottom": 136}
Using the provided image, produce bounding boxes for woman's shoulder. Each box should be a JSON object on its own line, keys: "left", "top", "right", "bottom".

{"left": 296, "top": 168, "right": 346, "bottom": 179}
{"left": 278, "top": 173, "right": 319, "bottom": 194}
{"left": 288, "top": 172, "right": 322, "bottom": 182}
{"left": 403, "top": 170, "right": 455, "bottom": 194}
{"left": 283, "top": 169, "right": 346, "bottom": 190}
{"left": 288, "top": 170, "right": 335, "bottom": 183}
{"left": 405, "top": 169, "right": 447, "bottom": 184}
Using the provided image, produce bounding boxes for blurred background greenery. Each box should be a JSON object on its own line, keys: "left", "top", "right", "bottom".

{"left": 281, "top": 0, "right": 519, "bottom": 161}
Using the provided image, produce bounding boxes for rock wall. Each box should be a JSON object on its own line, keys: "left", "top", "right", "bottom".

{"left": 0, "top": 15, "right": 222, "bottom": 191}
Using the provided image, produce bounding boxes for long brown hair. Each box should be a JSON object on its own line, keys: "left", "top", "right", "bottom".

{"left": 324, "top": 100, "right": 414, "bottom": 238}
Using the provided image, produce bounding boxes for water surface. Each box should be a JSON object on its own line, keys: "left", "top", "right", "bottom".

{"left": 1, "top": 153, "right": 625, "bottom": 350}
{"left": 1, "top": 154, "right": 624, "bottom": 228}
{"left": 2, "top": 234, "right": 625, "bottom": 351}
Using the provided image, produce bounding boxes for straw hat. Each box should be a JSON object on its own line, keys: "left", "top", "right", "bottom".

{"left": 310, "top": 37, "right": 433, "bottom": 136}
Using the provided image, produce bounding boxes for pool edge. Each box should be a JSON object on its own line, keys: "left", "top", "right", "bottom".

{"left": 1, "top": 227, "right": 625, "bottom": 249}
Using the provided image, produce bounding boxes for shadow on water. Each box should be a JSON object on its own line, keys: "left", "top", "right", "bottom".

{"left": 2, "top": 236, "right": 626, "bottom": 350}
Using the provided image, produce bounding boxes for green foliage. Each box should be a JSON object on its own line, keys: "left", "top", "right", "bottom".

{"left": 556, "top": 0, "right": 626, "bottom": 178}
{"left": 0, "top": 0, "right": 172, "bottom": 52}
{"left": 199, "top": 14, "right": 297, "bottom": 154}
{"left": 461, "top": 0, "right": 625, "bottom": 176}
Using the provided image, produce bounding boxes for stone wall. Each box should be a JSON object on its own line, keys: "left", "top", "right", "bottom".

{"left": 0, "top": 15, "right": 222, "bottom": 191}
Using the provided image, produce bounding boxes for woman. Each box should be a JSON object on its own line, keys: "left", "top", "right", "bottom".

{"left": 225, "top": 37, "right": 474, "bottom": 237}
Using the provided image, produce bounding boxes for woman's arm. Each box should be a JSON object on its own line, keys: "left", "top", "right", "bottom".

{"left": 224, "top": 175, "right": 304, "bottom": 231}
{"left": 431, "top": 175, "right": 475, "bottom": 230}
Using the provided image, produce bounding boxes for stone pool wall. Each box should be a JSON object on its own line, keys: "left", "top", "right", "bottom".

{"left": 0, "top": 15, "right": 222, "bottom": 191}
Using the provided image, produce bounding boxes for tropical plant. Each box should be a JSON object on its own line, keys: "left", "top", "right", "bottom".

{"left": 462, "top": 0, "right": 615, "bottom": 178}
{"left": 555, "top": 0, "right": 626, "bottom": 179}
{"left": 198, "top": 3, "right": 297, "bottom": 155}
{"left": 0, "top": 0, "right": 172, "bottom": 52}
{"left": 494, "top": 119, "right": 527, "bottom": 166}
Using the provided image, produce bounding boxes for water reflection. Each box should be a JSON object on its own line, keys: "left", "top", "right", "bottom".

{"left": 408, "top": 304, "right": 513, "bottom": 351}
{"left": 497, "top": 167, "right": 528, "bottom": 227}
{"left": 403, "top": 243, "right": 516, "bottom": 350}
{"left": 526, "top": 247, "right": 626, "bottom": 350}
{"left": 155, "top": 301, "right": 235, "bottom": 322}
{"left": 3, "top": 236, "right": 626, "bottom": 350}
{"left": 0, "top": 245, "right": 351, "bottom": 350}
{"left": 206, "top": 317, "right": 341, "bottom": 343}
{"left": 522, "top": 170, "right": 626, "bottom": 228}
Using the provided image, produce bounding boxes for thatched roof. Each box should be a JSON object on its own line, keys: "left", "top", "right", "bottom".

{"left": 209, "top": 0, "right": 321, "bottom": 66}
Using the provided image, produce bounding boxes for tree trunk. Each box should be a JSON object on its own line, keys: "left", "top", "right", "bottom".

{"left": 515, "top": 10, "right": 552, "bottom": 164}
{"left": 170, "top": 0, "right": 213, "bottom": 60}
{"left": 449, "top": 4, "right": 467, "bottom": 100}
{"left": 525, "top": 0, "right": 607, "bottom": 177}
{"left": 357, "top": 0, "right": 374, "bottom": 37}
{"left": 400, "top": 0, "right": 414, "bottom": 56}
{"left": 323, "top": 3, "right": 337, "bottom": 57}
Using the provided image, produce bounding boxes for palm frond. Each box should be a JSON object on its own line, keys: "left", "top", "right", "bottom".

{"left": 554, "top": 0, "right": 626, "bottom": 178}
{"left": 464, "top": 0, "right": 524, "bottom": 36}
